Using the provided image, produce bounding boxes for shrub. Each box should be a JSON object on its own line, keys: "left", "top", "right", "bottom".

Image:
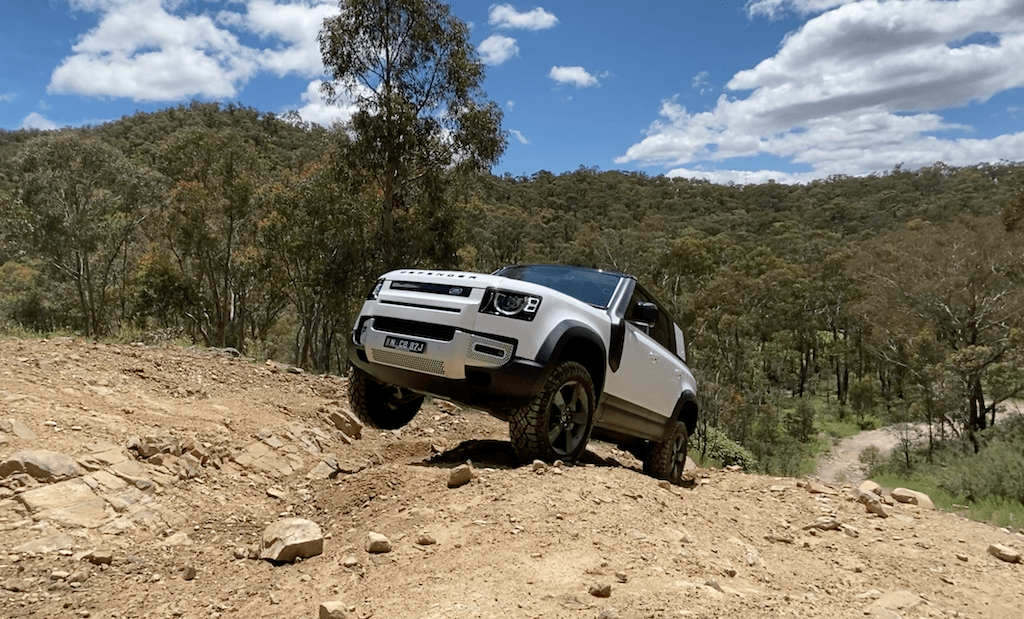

{"left": 858, "top": 445, "right": 883, "bottom": 475}
{"left": 785, "top": 399, "right": 816, "bottom": 442}
{"left": 698, "top": 425, "right": 757, "bottom": 470}
{"left": 937, "top": 433, "right": 1024, "bottom": 505}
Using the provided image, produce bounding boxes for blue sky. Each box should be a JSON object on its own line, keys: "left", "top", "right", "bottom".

{"left": 2, "top": 0, "right": 1024, "bottom": 184}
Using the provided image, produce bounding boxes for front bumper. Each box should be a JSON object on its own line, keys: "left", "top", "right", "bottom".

{"left": 349, "top": 317, "right": 548, "bottom": 411}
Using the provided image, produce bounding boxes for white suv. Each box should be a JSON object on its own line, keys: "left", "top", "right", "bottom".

{"left": 348, "top": 264, "right": 698, "bottom": 483}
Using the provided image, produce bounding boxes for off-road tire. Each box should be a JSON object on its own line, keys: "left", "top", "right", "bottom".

{"left": 348, "top": 366, "right": 424, "bottom": 430}
{"left": 643, "top": 421, "right": 689, "bottom": 484}
{"left": 509, "top": 361, "right": 596, "bottom": 463}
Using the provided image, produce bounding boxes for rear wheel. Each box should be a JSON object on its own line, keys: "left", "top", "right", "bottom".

{"left": 348, "top": 366, "right": 423, "bottom": 430}
{"left": 643, "top": 421, "right": 689, "bottom": 484}
{"left": 510, "top": 361, "right": 596, "bottom": 463}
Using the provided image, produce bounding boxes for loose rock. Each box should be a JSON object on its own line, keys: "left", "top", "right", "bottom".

{"left": 259, "top": 518, "right": 324, "bottom": 563}
{"left": 448, "top": 462, "right": 474, "bottom": 488}
{"left": 319, "top": 601, "right": 349, "bottom": 619}
{"left": 805, "top": 480, "right": 838, "bottom": 495}
{"left": 366, "top": 531, "right": 392, "bottom": 554}
{"left": 589, "top": 582, "right": 612, "bottom": 598}
{"left": 85, "top": 549, "right": 113, "bottom": 565}
{"left": 988, "top": 544, "right": 1023, "bottom": 564}
{"left": 325, "top": 407, "right": 363, "bottom": 439}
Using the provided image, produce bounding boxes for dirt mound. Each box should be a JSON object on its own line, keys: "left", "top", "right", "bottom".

{"left": 1, "top": 338, "right": 1022, "bottom": 618}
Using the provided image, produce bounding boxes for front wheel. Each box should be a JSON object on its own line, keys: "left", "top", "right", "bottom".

{"left": 643, "top": 421, "right": 689, "bottom": 484}
{"left": 510, "top": 361, "right": 596, "bottom": 463}
{"left": 348, "top": 366, "right": 424, "bottom": 430}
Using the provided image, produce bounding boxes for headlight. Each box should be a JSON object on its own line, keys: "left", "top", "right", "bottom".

{"left": 480, "top": 289, "right": 541, "bottom": 320}
{"left": 367, "top": 278, "right": 385, "bottom": 300}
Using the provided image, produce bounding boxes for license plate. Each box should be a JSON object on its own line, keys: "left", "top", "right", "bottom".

{"left": 383, "top": 336, "right": 426, "bottom": 354}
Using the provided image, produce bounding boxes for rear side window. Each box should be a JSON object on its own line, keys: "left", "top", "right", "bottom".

{"left": 673, "top": 323, "right": 687, "bottom": 362}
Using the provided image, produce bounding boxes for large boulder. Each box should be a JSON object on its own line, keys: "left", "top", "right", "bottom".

{"left": 0, "top": 450, "right": 84, "bottom": 482}
{"left": 17, "top": 478, "right": 112, "bottom": 528}
{"left": 259, "top": 518, "right": 324, "bottom": 563}
{"left": 891, "top": 488, "right": 935, "bottom": 510}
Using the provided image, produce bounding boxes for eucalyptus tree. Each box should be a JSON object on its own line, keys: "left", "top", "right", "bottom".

{"left": 853, "top": 217, "right": 1024, "bottom": 449}
{"left": 7, "top": 132, "right": 162, "bottom": 336}
{"left": 319, "top": 0, "right": 506, "bottom": 269}
{"left": 153, "top": 127, "right": 271, "bottom": 351}
{"left": 259, "top": 139, "right": 378, "bottom": 373}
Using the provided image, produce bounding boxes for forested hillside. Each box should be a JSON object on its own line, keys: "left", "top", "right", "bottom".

{"left": 2, "top": 102, "right": 1023, "bottom": 488}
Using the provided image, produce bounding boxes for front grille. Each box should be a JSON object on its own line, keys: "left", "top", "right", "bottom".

{"left": 374, "top": 317, "right": 456, "bottom": 342}
{"left": 372, "top": 349, "right": 446, "bottom": 375}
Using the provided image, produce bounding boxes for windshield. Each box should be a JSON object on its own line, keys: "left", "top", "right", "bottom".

{"left": 494, "top": 265, "right": 623, "bottom": 308}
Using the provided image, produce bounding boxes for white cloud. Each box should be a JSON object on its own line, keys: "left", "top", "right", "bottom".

{"left": 479, "top": 35, "right": 519, "bottom": 65}
{"left": 489, "top": 4, "right": 558, "bottom": 30}
{"left": 692, "top": 70, "right": 712, "bottom": 94}
{"left": 292, "top": 79, "right": 364, "bottom": 127}
{"left": 549, "top": 66, "right": 599, "bottom": 88}
{"left": 509, "top": 129, "right": 529, "bottom": 145}
{"left": 620, "top": 0, "right": 1024, "bottom": 179}
{"left": 0, "top": 93, "right": 15, "bottom": 102}
{"left": 746, "top": 0, "right": 856, "bottom": 19}
{"left": 49, "top": 0, "right": 336, "bottom": 102}
{"left": 20, "top": 113, "right": 60, "bottom": 131}
{"left": 50, "top": 0, "right": 255, "bottom": 100}
{"left": 233, "top": 0, "right": 337, "bottom": 76}
{"left": 667, "top": 167, "right": 807, "bottom": 185}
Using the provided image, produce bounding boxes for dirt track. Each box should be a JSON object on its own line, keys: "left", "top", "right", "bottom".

{"left": 816, "top": 425, "right": 910, "bottom": 485}
{"left": 817, "top": 401, "right": 1024, "bottom": 485}
{"left": 2, "top": 338, "right": 1023, "bottom": 618}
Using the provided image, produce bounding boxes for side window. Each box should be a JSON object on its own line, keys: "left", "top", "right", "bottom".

{"left": 673, "top": 323, "right": 687, "bottom": 362}
{"left": 627, "top": 286, "right": 675, "bottom": 354}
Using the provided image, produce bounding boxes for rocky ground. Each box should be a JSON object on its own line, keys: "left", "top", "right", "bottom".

{"left": 1, "top": 338, "right": 1023, "bottom": 619}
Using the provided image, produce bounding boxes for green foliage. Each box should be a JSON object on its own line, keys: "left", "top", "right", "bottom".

{"left": 697, "top": 424, "right": 757, "bottom": 470}
{"left": 0, "top": 260, "right": 55, "bottom": 332}
{"left": 258, "top": 153, "right": 378, "bottom": 373}
{"left": 785, "top": 399, "right": 816, "bottom": 442}
{"left": 7, "top": 132, "right": 162, "bottom": 337}
{"left": 934, "top": 415, "right": 1024, "bottom": 505}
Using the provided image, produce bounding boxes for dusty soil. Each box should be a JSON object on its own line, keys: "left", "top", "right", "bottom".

{"left": 2, "top": 338, "right": 1023, "bottom": 619}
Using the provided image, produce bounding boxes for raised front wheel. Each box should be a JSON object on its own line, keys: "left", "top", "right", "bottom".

{"left": 509, "top": 361, "right": 596, "bottom": 463}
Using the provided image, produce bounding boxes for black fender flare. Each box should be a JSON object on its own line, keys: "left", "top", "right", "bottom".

{"left": 661, "top": 389, "right": 699, "bottom": 442}
{"left": 608, "top": 316, "right": 625, "bottom": 373}
{"left": 535, "top": 320, "right": 608, "bottom": 395}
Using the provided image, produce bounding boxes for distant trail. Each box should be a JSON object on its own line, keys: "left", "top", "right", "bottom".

{"left": 815, "top": 400, "right": 1023, "bottom": 485}
{"left": 815, "top": 425, "right": 909, "bottom": 485}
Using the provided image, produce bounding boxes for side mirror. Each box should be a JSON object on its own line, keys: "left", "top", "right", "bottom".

{"left": 633, "top": 301, "right": 659, "bottom": 324}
